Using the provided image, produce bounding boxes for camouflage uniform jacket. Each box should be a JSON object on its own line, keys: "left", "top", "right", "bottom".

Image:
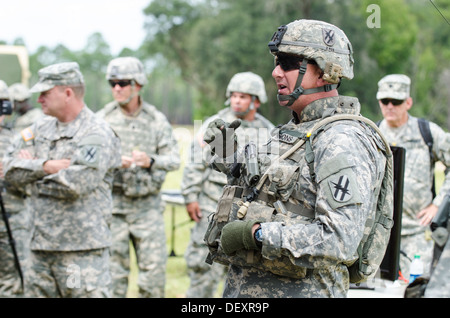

{"left": 212, "top": 96, "right": 389, "bottom": 297}
{"left": 379, "top": 115, "right": 450, "bottom": 235}
{"left": 3, "top": 106, "right": 122, "bottom": 251}
{"left": 97, "top": 99, "right": 180, "bottom": 202}
{"left": 0, "top": 125, "right": 27, "bottom": 232}
{"left": 13, "top": 108, "right": 45, "bottom": 132}
{"left": 181, "top": 107, "right": 274, "bottom": 206}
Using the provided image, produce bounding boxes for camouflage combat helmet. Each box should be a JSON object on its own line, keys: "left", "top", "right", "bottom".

{"left": 226, "top": 72, "right": 267, "bottom": 103}
{"left": 268, "top": 19, "right": 354, "bottom": 106}
{"left": 225, "top": 71, "right": 267, "bottom": 117}
{"left": 0, "top": 80, "right": 10, "bottom": 100}
{"left": 106, "top": 57, "right": 148, "bottom": 86}
{"left": 9, "top": 83, "right": 31, "bottom": 102}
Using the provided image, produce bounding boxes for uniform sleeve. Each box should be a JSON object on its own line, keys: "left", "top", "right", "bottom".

{"left": 46, "top": 133, "right": 115, "bottom": 198}
{"left": 151, "top": 116, "right": 180, "bottom": 172}
{"left": 36, "top": 132, "right": 120, "bottom": 199}
{"left": 3, "top": 126, "right": 47, "bottom": 187}
{"left": 430, "top": 123, "right": 450, "bottom": 206}
{"left": 181, "top": 129, "right": 210, "bottom": 204}
{"left": 261, "top": 125, "right": 386, "bottom": 268}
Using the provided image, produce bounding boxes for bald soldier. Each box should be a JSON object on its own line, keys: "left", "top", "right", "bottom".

{"left": 3, "top": 62, "right": 122, "bottom": 297}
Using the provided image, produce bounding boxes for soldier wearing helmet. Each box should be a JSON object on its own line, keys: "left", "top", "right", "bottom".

{"left": 181, "top": 71, "right": 274, "bottom": 297}
{"left": 8, "top": 83, "right": 44, "bottom": 131}
{"left": 202, "top": 19, "right": 393, "bottom": 297}
{"left": 0, "top": 80, "right": 29, "bottom": 297}
{"left": 97, "top": 57, "right": 180, "bottom": 298}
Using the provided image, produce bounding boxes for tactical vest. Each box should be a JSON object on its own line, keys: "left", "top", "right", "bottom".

{"left": 205, "top": 114, "right": 394, "bottom": 283}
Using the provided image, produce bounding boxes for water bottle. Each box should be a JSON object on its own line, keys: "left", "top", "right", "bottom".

{"left": 409, "top": 254, "right": 424, "bottom": 283}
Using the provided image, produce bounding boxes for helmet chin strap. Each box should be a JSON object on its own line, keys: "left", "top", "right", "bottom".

{"left": 118, "top": 80, "right": 137, "bottom": 106}
{"left": 277, "top": 59, "right": 338, "bottom": 107}
{"left": 232, "top": 96, "right": 255, "bottom": 118}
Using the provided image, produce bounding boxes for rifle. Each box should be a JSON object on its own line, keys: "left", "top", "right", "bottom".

{"left": 0, "top": 188, "right": 24, "bottom": 291}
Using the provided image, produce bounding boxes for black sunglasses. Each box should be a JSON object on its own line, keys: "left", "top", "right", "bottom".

{"left": 109, "top": 80, "right": 132, "bottom": 88}
{"left": 380, "top": 98, "right": 405, "bottom": 106}
{"left": 274, "top": 54, "right": 303, "bottom": 71}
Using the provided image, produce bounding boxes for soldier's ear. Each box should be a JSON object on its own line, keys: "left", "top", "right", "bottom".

{"left": 405, "top": 97, "right": 413, "bottom": 111}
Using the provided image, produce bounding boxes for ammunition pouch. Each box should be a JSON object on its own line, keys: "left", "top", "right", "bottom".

{"left": 115, "top": 168, "right": 166, "bottom": 198}
{"left": 204, "top": 185, "right": 313, "bottom": 279}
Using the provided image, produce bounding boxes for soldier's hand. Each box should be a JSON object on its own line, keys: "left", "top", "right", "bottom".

{"left": 132, "top": 150, "right": 152, "bottom": 168}
{"left": 203, "top": 119, "right": 241, "bottom": 158}
{"left": 220, "top": 220, "right": 260, "bottom": 255}
{"left": 121, "top": 155, "right": 134, "bottom": 168}
{"left": 186, "top": 201, "right": 202, "bottom": 222}
{"left": 43, "top": 159, "right": 71, "bottom": 174}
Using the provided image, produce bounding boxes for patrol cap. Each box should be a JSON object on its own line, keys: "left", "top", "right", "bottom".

{"left": 376, "top": 74, "right": 411, "bottom": 100}
{"left": 9, "top": 83, "right": 31, "bottom": 102}
{"left": 30, "top": 62, "right": 84, "bottom": 93}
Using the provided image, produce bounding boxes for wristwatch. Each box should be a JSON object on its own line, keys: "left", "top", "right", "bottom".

{"left": 146, "top": 157, "right": 155, "bottom": 173}
{"left": 254, "top": 225, "right": 263, "bottom": 245}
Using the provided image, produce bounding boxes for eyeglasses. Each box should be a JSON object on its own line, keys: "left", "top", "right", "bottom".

{"left": 109, "top": 80, "right": 132, "bottom": 88}
{"left": 274, "top": 54, "right": 303, "bottom": 71}
{"left": 380, "top": 98, "right": 405, "bottom": 106}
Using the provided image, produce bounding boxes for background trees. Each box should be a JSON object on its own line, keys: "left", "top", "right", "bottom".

{"left": 2, "top": 0, "right": 450, "bottom": 128}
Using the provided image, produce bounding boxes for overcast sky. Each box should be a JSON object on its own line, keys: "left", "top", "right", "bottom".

{"left": 0, "top": 0, "right": 150, "bottom": 55}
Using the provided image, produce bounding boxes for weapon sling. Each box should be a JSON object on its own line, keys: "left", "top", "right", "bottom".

{"left": 0, "top": 189, "right": 24, "bottom": 291}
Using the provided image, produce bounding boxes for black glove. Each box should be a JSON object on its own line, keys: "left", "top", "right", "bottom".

{"left": 220, "top": 220, "right": 260, "bottom": 255}
{"left": 203, "top": 119, "right": 241, "bottom": 158}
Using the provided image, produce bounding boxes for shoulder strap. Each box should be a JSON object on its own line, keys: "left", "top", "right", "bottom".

{"left": 256, "top": 114, "right": 391, "bottom": 190}
{"left": 418, "top": 118, "right": 436, "bottom": 198}
{"left": 418, "top": 118, "right": 434, "bottom": 161}
{"left": 305, "top": 115, "right": 392, "bottom": 182}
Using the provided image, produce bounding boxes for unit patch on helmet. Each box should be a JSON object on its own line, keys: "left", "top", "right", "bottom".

{"left": 322, "top": 28, "right": 335, "bottom": 46}
{"left": 109, "top": 66, "right": 119, "bottom": 77}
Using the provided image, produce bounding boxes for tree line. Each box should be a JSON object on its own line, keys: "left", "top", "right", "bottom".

{"left": 2, "top": 0, "right": 450, "bottom": 128}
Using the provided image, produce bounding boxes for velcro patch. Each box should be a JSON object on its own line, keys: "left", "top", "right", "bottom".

{"left": 78, "top": 145, "right": 100, "bottom": 167}
{"left": 21, "top": 127, "right": 34, "bottom": 142}
{"left": 328, "top": 174, "right": 352, "bottom": 202}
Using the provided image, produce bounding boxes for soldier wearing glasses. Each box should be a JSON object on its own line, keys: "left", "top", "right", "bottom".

{"left": 377, "top": 74, "right": 450, "bottom": 280}
{"left": 97, "top": 57, "right": 180, "bottom": 298}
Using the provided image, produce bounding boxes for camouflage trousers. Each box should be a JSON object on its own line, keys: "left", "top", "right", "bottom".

{"left": 400, "top": 230, "right": 434, "bottom": 279}
{"left": 26, "top": 248, "right": 111, "bottom": 298}
{"left": 0, "top": 211, "right": 31, "bottom": 297}
{"left": 223, "top": 264, "right": 349, "bottom": 298}
{"left": 110, "top": 194, "right": 167, "bottom": 298}
{"left": 184, "top": 213, "right": 226, "bottom": 298}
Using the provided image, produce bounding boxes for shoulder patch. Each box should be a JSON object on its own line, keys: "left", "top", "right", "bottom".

{"left": 328, "top": 174, "right": 352, "bottom": 202}
{"left": 322, "top": 167, "right": 362, "bottom": 209}
{"left": 78, "top": 145, "right": 100, "bottom": 167}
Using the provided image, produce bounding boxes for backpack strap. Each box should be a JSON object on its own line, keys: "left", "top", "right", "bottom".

{"left": 418, "top": 118, "right": 436, "bottom": 198}
{"left": 305, "top": 115, "right": 392, "bottom": 182}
